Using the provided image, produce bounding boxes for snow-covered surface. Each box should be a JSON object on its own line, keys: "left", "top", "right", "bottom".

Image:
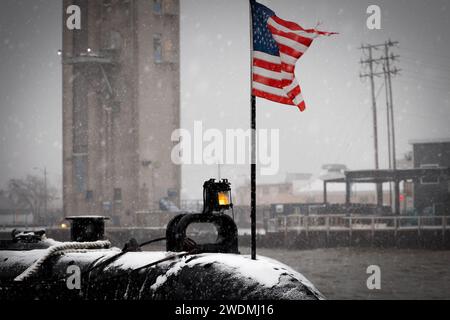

{"left": 252, "top": 255, "right": 318, "bottom": 289}
{"left": 86, "top": 251, "right": 320, "bottom": 296}
{"left": 59, "top": 248, "right": 121, "bottom": 265}
{"left": 1, "top": 247, "right": 120, "bottom": 269}
{"left": 105, "top": 251, "right": 171, "bottom": 270}
{"left": 1, "top": 248, "right": 322, "bottom": 298}
{"left": 41, "top": 238, "right": 61, "bottom": 246}
{"left": 65, "top": 250, "right": 320, "bottom": 295}
{"left": 1, "top": 249, "right": 47, "bottom": 266}
{"left": 147, "top": 252, "right": 319, "bottom": 294}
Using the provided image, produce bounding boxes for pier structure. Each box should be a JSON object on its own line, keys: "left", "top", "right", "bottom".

{"left": 263, "top": 214, "right": 450, "bottom": 249}
{"left": 323, "top": 167, "right": 450, "bottom": 215}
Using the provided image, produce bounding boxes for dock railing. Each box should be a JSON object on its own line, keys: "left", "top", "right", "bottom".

{"left": 268, "top": 214, "right": 450, "bottom": 233}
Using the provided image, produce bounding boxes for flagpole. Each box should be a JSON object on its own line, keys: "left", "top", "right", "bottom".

{"left": 249, "top": 0, "right": 257, "bottom": 260}
{"left": 251, "top": 96, "right": 256, "bottom": 260}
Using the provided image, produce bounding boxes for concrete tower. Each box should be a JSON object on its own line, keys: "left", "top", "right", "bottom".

{"left": 62, "top": 0, "right": 180, "bottom": 225}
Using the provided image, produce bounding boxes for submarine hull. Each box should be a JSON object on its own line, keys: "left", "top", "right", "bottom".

{"left": 0, "top": 249, "right": 323, "bottom": 300}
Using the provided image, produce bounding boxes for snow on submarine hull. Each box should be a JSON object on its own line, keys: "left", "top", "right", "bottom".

{"left": 0, "top": 247, "right": 324, "bottom": 300}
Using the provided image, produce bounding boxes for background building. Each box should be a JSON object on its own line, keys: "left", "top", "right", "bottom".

{"left": 234, "top": 167, "right": 389, "bottom": 207}
{"left": 411, "top": 138, "right": 450, "bottom": 215}
{"left": 62, "top": 0, "right": 180, "bottom": 225}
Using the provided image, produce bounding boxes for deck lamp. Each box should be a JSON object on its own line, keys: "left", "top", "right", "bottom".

{"left": 202, "top": 178, "right": 233, "bottom": 213}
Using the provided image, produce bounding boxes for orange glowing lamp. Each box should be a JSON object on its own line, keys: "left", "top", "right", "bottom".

{"left": 203, "top": 179, "right": 233, "bottom": 213}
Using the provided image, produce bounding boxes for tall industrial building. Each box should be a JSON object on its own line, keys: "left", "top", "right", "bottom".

{"left": 62, "top": 0, "right": 180, "bottom": 225}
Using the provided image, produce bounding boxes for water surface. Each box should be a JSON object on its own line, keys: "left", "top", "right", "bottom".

{"left": 241, "top": 247, "right": 450, "bottom": 300}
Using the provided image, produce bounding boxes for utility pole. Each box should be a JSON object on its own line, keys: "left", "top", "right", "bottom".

{"left": 384, "top": 40, "right": 400, "bottom": 214}
{"left": 360, "top": 45, "right": 382, "bottom": 206}
{"left": 360, "top": 45, "right": 380, "bottom": 171}
{"left": 384, "top": 41, "right": 398, "bottom": 170}
{"left": 360, "top": 40, "right": 400, "bottom": 211}
{"left": 383, "top": 64, "right": 393, "bottom": 207}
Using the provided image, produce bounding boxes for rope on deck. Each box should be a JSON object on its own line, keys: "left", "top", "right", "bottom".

{"left": 14, "top": 240, "right": 111, "bottom": 282}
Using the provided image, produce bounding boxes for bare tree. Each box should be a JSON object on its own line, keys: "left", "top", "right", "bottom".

{"left": 7, "top": 175, "right": 57, "bottom": 224}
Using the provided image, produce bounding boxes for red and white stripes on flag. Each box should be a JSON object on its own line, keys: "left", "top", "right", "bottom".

{"left": 251, "top": 4, "right": 336, "bottom": 111}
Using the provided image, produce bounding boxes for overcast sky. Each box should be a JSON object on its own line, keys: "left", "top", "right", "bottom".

{"left": 1, "top": 0, "right": 449, "bottom": 199}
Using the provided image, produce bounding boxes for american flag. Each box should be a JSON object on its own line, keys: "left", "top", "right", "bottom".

{"left": 251, "top": 0, "right": 336, "bottom": 111}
